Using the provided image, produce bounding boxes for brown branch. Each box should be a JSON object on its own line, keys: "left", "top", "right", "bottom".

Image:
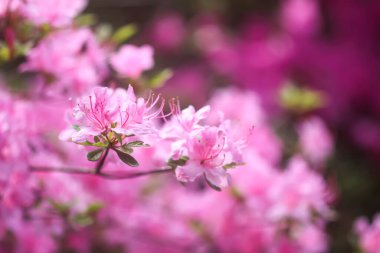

{"left": 95, "top": 148, "right": 109, "bottom": 174}
{"left": 30, "top": 166, "right": 174, "bottom": 180}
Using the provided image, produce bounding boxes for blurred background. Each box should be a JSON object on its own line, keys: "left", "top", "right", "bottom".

{"left": 1, "top": 0, "right": 380, "bottom": 252}
{"left": 85, "top": 0, "right": 380, "bottom": 252}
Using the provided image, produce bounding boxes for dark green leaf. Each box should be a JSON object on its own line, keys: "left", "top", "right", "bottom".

{"left": 87, "top": 149, "right": 104, "bottom": 161}
{"left": 168, "top": 156, "right": 189, "bottom": 168}
{"left": 204, "top": 174, "right": 221, "bottom": 191}
{"left": 126, "top": 140, "right": 149, "bottom": 148}
{"left": 115, "top": 150, "right": 139, "bottom": 167}
{"left": 115, "top": 145, "right": 133, "bottom": 154}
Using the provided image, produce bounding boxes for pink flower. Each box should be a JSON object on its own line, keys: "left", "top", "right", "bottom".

{"left": 268, "top": 156, "right": 330, "bottom": 223}
{"left": 149, "top": 12, "right": 185, "bottom": 51}
{"left": 161, "top": 105, "right": 210, "bottom": 140}
{"left": 298, "top": 117, "right": 334, "bottom": 165}
{"left": 60, "top": 85, "right": 165, "bottom": 143}
{"left": 20, "top": 28, "right": 106, "bottom": 95}
{"left": 110, "top": 45, "right": 154, "bottom": 79}
{"left": 355, "top": 215, "right": 380, "bottom": 253}
{"left": 21, "top": 0, "right": 88, "bottom": 27}
{"left": 281, "top": 0, "right": 320, "bottom": 35}
{"left": 0, "top": 0, "right": 21, "bottom": 18}
{"left": 175, "top": 126, "right": 232, "bottom": 188}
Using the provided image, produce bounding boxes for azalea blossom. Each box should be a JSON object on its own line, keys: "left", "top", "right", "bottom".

{"left": 21, "top": 0, "right": 88, "bottom": 27}
{"left": 298, "top": 117, "right": 333, "bottom": 165}
{"left": 20, "top": 28, "right": 106, "bottom": 95}
{"left": 355, "top": 215, "right": 380, "bottom": 253}
{"left": 60, "top": 85, "right": 167, "bottom": 143}
{"left": 110, "top": 45, "right": 154, "bottom": 79}
{"left": 175, "top": 126, "right": 233, "bottom": 189}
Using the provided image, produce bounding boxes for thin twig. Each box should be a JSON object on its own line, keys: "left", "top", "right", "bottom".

{"left": 30, "top": 166, "right": 174, "bottom": 180}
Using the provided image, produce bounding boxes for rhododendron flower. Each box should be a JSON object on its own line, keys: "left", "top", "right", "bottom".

{"left": 161, "top": 105, "right": 210, "bottom": 140}
{"left": 21, "top": 0, "right": 88, "bottom": 27}
{"left": 298, "top": 117, "right": 333, "bottom": 165}
{"left": 110, "top": 45, "right": 154, "bottom": 79}
{"left": 355, "top": 215, "right": 380, "bottom": 253}
{"left": 175, "top": 126, "right": 233, "bottom": 189}
{"left": 20, "top": 28, "right": 106, "bottom": 95}
{"left": 60, "top": 85, "right": 165, "bottom": 143}
{"left": 268, "top": 156, "right": 330, "bottom": 222}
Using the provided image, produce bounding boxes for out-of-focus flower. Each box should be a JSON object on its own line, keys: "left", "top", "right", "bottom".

{"left": 0, "top": 0, "right": 21, "bottom": 17}
{"left": 281, "top": 0, "right": 320, "bottom": 35}
{"left": 21, "top": 0, "right": 87, "bottom": 27}
{"left": 110, "top": 45, "right": 154, "bottom": 79}
{"left": 355, "top": 215, "right": 380, "bottom": 253}
{"left": 268, "top": 156, "right": 330, "bottom": 223}
{"left": 298, "top": 117, "right": 333, "bottom": 166}
{"left": 20, "top": 28, "right": 106, "bottom": 96}
{"left": 149, "top": 12, "right": 185, "bottom": 51}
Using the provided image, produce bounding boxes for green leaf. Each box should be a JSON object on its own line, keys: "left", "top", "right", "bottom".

{"left": 114, "top": 132, "right": 123, "bottom": 144}
{"left": 204, "top": 174, "right": 221, "bottom": 191}
{"left": 223, "top": 162, "right": 245, "bottom": 170}
{"left": 92, "top": 142, "right": 107, "bottom": 148}
{"left": 168, "top": 156, "right": 189, "bottom": 168}
{"left": 115, "top": 150, "right": 139, "bottom": 167}
{"left": 49, "top": 200, "right": 71, "bottom": 215}
{"left": 87, "top": 149, "right": 104, "bottom": 161}
{"left": 72, "top": 125, "right": 81, "bottom": 131}
{"left": 85, "top": 202, "right": 104, "bottom": 215}
{"left": 111, "top": 24, "right": 138, "bottom": 44}
{"left": 279, "top": 83, "right": 326, "bottom": 114}
{"left": 148, "top": 69, "right": 173, "bottom": 88}
{"left": 115, "top": 145, "right": 133, "bottom": 154}
{"left": 75, "top": 13, "right": 97, "bottom": 26}
{"left": 0, "top": 44, "right": 10, "bottom": 63}
{"left": 73, "top": 214, "right": 94, "bottom": 227}
{"left": 78, "top": 141, "right": 93, "bottom": 146}
{"left": 126, "top": 140, "right": 149, "bottom": 148}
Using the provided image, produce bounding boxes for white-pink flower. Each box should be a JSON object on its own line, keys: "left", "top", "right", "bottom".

{"left": 110, "top": 45, "right": 154, "bottom": 79}
{"left": 175, "top": 126, "right": 232, "bottom": 189}
{"left": 60, "top": 85, "right": 165, "bottom": 143}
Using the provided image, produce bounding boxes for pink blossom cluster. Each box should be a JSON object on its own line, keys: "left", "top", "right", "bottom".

{"left": 0, "top": 0, "right": 87, "bottom": 27}
{"left": 0, "top": 1, "right": 340, "bottom": 251}
{"left": 0, "top": 79, "right": 335, "bottom": 252}
{"left": 20, "top": 28, "right": 154, "bottom": 96}
{"left": 355, "top": 215, "right": 380, "bottom": 253}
